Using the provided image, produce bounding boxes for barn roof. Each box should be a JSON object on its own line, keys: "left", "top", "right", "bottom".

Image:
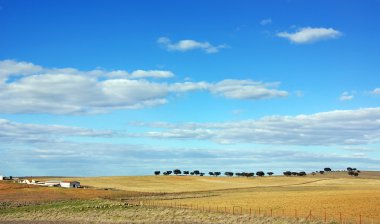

{"left": 61, "top": 180, "right": 80, "bottom": 183}
{"left": 45, "top": 180, "right": 61, "bottom": 183}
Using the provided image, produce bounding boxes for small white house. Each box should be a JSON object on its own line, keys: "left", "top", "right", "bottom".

{"left": 60, "top": 181, "right": 80, "bottom": 188}
{"left": 0, "top": 175, "right": 3, "bottom": 180}
{"left": 43, "top": 180, "right": 61, "bottom": 187}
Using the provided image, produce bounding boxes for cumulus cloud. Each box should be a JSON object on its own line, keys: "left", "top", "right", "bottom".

{"left": 0, "top": 118, "right": 115, "bottom": 144}
{"left": 277, "top": 27, "right": 342, "bottom": 44}
{"left": 136, "top": 108, "right": 380, "bottom": 146}
{"left": 260, "top": 18, "right": 272, "bottom": 26}
{"left": 0, "top": 60, "right": 288, "bottom": 114}
{"left": 0, "top": 60, "right": 173, "bottom": 81}
{"left": 2, "top": 134, "right": 378, "bottom": 176}
{"left": 157, "top": 37, "right": 227, "bottom": 53}
{"left": 340, "top": 146, "right": 373, "bottom": 152}
{"left": 1, "top": 117, "right": 379, "bottom": 176}
{"left": 169, "top": 81, "right": 210, "bottom": 92}
{"left": 372, "top": 88, "right": 380, "bottom": 95}
{"left": 129, "top": 70, "right": 174, "bottom": 79}
{"left": 210, "top": 79, "right": 288, "bottom": 99}
{"left": 339, "top": 92, "right": 354, "bottom": 101}
{"left": 0, "top": 60, "right": 43, "bottom": 82}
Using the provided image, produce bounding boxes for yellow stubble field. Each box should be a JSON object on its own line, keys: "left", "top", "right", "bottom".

{"left": 72, "top": 171, "right": 380, "bottom": 221}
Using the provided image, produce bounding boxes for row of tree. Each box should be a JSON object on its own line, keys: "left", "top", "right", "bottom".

{"left": 155, "top": 167, "right": 361, "bottom": 177}
{"left": 317, "top": 167, "right": 360, "bottom": 176}
{"left": 156, "top": 170, "right": 206, "bottom": 176}
{"left": 284, "top": 167, "right": 361, "bottom": 177}
{"left": 154, "top": 170, "right": 274, "bottom": 177}
{"left": 283, "top": 171, "right": 307, "bottom": 176}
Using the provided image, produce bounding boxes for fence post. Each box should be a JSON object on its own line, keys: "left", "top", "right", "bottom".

{"left": 225, "top": 206, "right": 226, "bottom": 213}
{"left": 324, "top": 210, "right": 327, "bottom": 223}
{"left": 295, "top": 209, "right": 297, "bottom": 219}
{"left": 339, "top": 212, "right": 342, "bottom": 224}
{"left": 359, "top": 214, "right": 362, "bottom": 224}
{"left": 250, "top": 208, "right": 251, "bottom": 216}
{"left": 259, "top": 208, "right": 261, "bottom": 216}
{"left": 271, "top": 208, "right": 273, "bottom": 217}
{"left": 309, "top": 210, "right": 312, "bottom": 221}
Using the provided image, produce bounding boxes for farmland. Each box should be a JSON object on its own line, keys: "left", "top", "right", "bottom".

{"left": 71, "top": 171, "right": 380, "bottom": 221}
{"left": 1, "top": 171, "right": 380, "bottom": 223}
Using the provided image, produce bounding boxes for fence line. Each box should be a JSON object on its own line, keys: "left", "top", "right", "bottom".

{"left": 126, "top": 200, "right": 380, "bottom": 224}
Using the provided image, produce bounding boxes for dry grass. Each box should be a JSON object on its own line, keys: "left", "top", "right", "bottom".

{"left": 0, "top": 181, "right": 138, "bottom": 205}
{"left": 63, "top": 175, "right": 326, "bottom": 193}
{"left": 0, "top": 199, "right": 327, "bottom": 224}
{"left": 63, "top": 172, "right": 380, "bottom": 221}
{"left": 2, "top": 171, "right": 379, "bottom": 223}
{"left": 150, "top": 184, "right": 380, "bottom": 220}
{"left": 54, "top": 171, "right": 380, "bottom": 193}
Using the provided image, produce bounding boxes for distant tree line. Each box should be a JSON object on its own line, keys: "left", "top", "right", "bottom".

{"left": 154, "top": 166, "right": 361, "bottom": 177}
{"left": 283, "top": 167, "right": 361, "bottom": 177}
{"left": 283, "top": 171, "right": 307, "bottom": 176}
{"left": 153, "top": 170, "right": 274, "bottom": 177}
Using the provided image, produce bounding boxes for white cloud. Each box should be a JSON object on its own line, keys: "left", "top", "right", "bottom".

{"left": 210, "top": 79, "right": 288, "bottom": 99}
{"left": 103, "top": 69, "right": 174, "bottom": 79}
{"left": 0, "top": 118, "right": 115, "bottom": 144}
{"left": 1, "top": 118, "right": 379, "bottom": 176}
{"left": 260, "top": 18, "right": 272, "bottom": 26}
{"left": 157, "top": 37, "right": 227, "bottom": 53}
{"left": 169, "top": 81, "right": 210, "bottom": 92}
{"left": 372, "top": 88, "right": 380, "bottom": 95}
{"left": 0, "top": 60, "right": 43, "bottom": 82}
{"left": 5, "top": 134, "right": 379, "bottom": 176}
{"left": 104, "top": 70, "right": 129, "bottom": 78}
{"left": 0, "top": 60, "right": 173, "bottom": 114}
{"left": 277, "top": 27, "right": 342, "bottom": 44}
{"left": 339, "top": 91, "right": 354, "bottom": 101}
{"left": 340, "top": 146, "right": 373, "bottom": 152}
{"left": 136, "top": 108, "right": 380, "bottom": 146}
{"left": 129, "top": 70, "right": 174, "bottom": 79}
{"left": 0, "top": 60, "right": 288, "bottom": 114}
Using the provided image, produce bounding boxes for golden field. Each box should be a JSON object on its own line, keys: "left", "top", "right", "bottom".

{"left": 0, "top": 181, "right": 138, "bottom": 204}
{"left": 69, "top": 171, "right": 380, "bottom": 222}
{"left": 1, "top": 171, "right": 379, "bottom": 223}
{"left": 0, "top": 182, "right": 317, "bottom": 224}
{"left": 68, "top": 174, "right": 325, "bottom": 192}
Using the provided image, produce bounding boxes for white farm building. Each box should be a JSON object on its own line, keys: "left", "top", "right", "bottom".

{"left": 44, "top": 180, "right": 61, "bottom": 187}
{"left": 18, "top": 179, "right": 81, "bottom": 188}
{"left": 60, "top": 181, "right": 80, "bottom": 188}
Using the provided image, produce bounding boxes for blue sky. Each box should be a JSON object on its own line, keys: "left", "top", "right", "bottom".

{"left": 1, "top": 0, "right": 380, "bottom": 176}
